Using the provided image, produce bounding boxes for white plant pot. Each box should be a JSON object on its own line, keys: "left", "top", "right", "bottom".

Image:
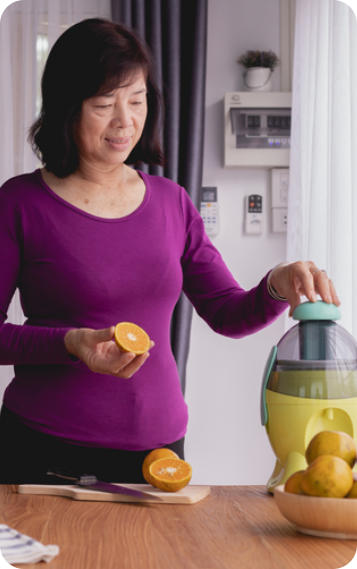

{"left": 244, "top": 67, "right": 272, "bottom": 91}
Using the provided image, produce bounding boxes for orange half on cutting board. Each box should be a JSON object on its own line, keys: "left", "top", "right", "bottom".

{"left": 114, "top": 322, "right": 151, "bottom": 355}
{"left": 148, "top": 457, "right": 192, "bottom": 492}
{"left": 142, "top": 448, "right": 179, "bottom": 486}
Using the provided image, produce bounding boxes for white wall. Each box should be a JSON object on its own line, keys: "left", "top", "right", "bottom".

{"left": 185, "top": 0, "right": 288, "bottom": 485}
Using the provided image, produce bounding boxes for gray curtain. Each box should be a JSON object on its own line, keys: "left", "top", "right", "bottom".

{"left": 111, "top": 0, "right": 207, "bottom": 395}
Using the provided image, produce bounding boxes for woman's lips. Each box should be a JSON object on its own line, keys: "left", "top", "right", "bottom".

{"left": 105, "top": 136, "right": 132, "bottom": 150}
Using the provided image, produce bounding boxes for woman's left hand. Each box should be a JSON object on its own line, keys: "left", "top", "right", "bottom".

{"left": 268, "top": 261, "right": 340, "bottom": 317}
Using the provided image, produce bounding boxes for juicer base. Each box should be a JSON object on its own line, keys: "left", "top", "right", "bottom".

{"left": 266, "top": 451, "right": 307, "bottom": 493}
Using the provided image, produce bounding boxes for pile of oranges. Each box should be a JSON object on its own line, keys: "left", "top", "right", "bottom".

{"left": 285, "top": 430, "right": 357, "bottom": 498}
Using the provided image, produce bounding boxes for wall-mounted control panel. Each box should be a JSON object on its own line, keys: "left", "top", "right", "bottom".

{"left": 224, "top": 92, "right": 292, "bottom": 168}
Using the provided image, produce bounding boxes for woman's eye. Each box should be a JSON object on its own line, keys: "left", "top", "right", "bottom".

{"left": 95, "top": 104, "right": 112, "bottom": 109}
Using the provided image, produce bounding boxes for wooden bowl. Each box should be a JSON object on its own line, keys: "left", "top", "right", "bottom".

{"left": 274, "top": 485, "right": 357, "bottom": 539}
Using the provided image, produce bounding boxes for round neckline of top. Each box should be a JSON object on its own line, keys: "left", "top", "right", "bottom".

{"left": 35, "top": 168, "right": 151, "bottom": 223}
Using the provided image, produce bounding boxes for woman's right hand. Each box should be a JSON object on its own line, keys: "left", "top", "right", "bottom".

{"left": 64, "top": 326, "right": 153, "bottom": 379}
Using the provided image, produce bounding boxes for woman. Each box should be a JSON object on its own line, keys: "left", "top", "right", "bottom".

{"left": 0, "top": 19, "right": 338, "bottom": 484}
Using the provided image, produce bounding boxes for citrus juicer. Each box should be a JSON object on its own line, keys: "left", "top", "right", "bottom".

{"left": 261, "top": 300, "right": 357, "bottom": 493}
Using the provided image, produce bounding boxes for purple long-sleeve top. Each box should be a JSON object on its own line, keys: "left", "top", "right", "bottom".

{"left": 0, "top": 170, "right": 287, "bottom": 449}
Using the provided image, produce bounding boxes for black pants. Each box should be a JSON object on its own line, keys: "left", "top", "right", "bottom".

{"left": 0, "top": 406, "right": 185, "bottom": 484}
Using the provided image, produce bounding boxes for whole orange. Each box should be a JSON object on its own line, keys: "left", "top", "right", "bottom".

{"left": 305, "top": 430, "right": 357, "bottom": 467}
{"left": 284, "top": 470, "right": 305, "bottom": 495}
{"left": 347, "top": 473, "right": 357, "bottom": 498}
{"left": 301, "top": 454, "right": 353, "bottom": 498}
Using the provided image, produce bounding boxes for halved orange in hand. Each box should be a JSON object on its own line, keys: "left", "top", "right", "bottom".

{"left": 142, "top": 448, "right": 179, "bottom": 485}
{"left": 114, "top": 322, "right": 150, "bottom": 355}
{"left": 148, "top": 457, "right": 192, "bottom": 492}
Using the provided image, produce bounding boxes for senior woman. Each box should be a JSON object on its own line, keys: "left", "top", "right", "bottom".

{"left": 0, "top": 19, "right": 338, "bottom": 484}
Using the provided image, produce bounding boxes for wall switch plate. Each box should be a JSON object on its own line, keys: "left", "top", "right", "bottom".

{"left": 271, "top": 168, "right": 289, "bottom": 207}
{"left": 272, "top": 207, "right": 287, "bottom": 232}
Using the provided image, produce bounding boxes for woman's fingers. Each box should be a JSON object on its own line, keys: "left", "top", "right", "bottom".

{"left": 328, "top": 278, "right": 340, "bottom": 306}
{"left": 91, "top": 326, "right": 115, "bottom": 343}
{"left": 114, "top": 352, "right": 150, "bottom": 379}
{"left": 300, "top": 262, "right": 340, "bottom": 305}
{"left": 66, "top": 326, "right": 153, "bottom": 378}
{"left": 312, "top": 269, "right": 332, "bottom": 304}
{"left": 112, "top": 340, "right": 154, "bottom": 378}
{"left": 269, "top": 261, "right": 340, "bottom": 316}
{"left": 94, "top": 341, "right": 152, "bottom": 377}
{"left": 287, "top": 280, "right": 302, "bottom": 317}
{"left": 292, "top": 261, "right": 317, "bottom": 302}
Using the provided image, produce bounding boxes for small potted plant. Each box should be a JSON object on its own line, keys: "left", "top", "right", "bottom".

{"left": 237, "top": 50, "right": 280, "bottom": 91}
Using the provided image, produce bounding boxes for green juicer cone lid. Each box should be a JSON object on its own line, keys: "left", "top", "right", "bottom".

{"left": 292, "top": 300, "right": 341, "bottom": 321}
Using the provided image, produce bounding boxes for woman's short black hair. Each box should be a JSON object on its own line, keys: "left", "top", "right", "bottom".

{"left": 29, "top": 18, "right": 164, "bottom": 177}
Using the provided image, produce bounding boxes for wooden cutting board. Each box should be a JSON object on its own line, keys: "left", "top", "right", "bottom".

{"left": 17, "top": 483, "right": 211, "bottom": 504}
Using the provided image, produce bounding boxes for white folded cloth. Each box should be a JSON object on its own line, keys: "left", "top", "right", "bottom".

{"left": 0, "top": 524, "right": 59, "bottom": 565}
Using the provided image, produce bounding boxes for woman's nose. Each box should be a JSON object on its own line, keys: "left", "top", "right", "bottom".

{"left": 111, "top": 105, "right": 132, "bottom": 128}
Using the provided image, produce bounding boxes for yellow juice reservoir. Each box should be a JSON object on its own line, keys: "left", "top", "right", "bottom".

{"left": 261, "top": 301, "right": 357, "bottom": 493}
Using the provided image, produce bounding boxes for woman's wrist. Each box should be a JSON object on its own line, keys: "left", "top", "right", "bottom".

{"left": 64, "top": 329, "right": 79, "bottom": 357}
{"left": 267, "top": 264, "right": 289, "bottom": 302}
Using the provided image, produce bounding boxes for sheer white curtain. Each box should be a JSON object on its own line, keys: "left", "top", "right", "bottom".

{"left": 0, "top": 0, "right": 111, "bottom": 392}
{"left": 287, "top": 0, "right": 357, "bottom": 333}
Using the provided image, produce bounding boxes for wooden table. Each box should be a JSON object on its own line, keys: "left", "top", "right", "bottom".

{"left": 0, "top": 485, "right": 356, "bottom": 569}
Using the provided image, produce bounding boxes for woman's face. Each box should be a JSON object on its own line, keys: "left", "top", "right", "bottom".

{"left": 75, "top": 70, "right": 148, "bottom": 170}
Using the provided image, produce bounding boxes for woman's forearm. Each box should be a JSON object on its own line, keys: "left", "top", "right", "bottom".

{"left": 0, "top": 322, "right": 77, "bottom": 365}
